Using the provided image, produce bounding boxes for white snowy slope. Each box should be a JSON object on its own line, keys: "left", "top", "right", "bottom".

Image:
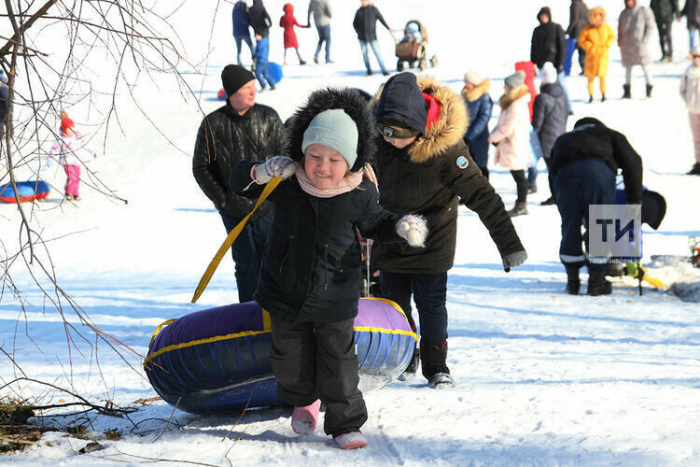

{"left": 1, "top": 0, "right": 699, "bottom": 465}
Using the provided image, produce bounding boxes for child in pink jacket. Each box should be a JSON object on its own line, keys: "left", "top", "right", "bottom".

{"left": 280, "top": 3, "right": 309, "bottom": 65}
{"left": 48, "top": 112, "right": 96, "bottom": 200}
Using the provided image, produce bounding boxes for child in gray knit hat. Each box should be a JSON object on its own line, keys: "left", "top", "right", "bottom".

{"left": 230, "top": 87, "right": 427, "bottom": 450}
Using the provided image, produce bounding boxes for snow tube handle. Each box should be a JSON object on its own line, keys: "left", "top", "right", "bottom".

{"left": 149, "top": 319, "right": 177, "bottom": 347}
{"left": 191, "top": 177, "right": 282, "bottom": 303}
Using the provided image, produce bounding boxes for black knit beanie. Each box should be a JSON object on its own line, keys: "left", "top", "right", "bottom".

{"left": 375, "top": 72, "right": 428, "bottom": 135}
{"left": 221, "top": 64, "right": 255, "bottom": 96}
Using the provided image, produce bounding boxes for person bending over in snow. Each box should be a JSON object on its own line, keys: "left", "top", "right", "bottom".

{"left": 47, "top": 111, "right": 96, "bottom": 201}
{"left": 372, "top": 72, "right": 527, "bottom": 388}
{"left": 230, "top": 87, "right": 426, "bottom": 449}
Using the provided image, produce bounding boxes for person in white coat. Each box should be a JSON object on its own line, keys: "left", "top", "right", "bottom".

{"left": 680, "top": 46, "right": 700, "bottom": 175}
{"left": 489, "top": 71, "right": 532, "bottom": 216}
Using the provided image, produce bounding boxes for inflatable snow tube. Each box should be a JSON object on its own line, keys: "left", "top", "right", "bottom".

{"left": 0, "top": 180, "right": 51, "bottom": 203}
{"left": 144, "top": 297, "right": 416, "bottom": 414}
{"left": 268, "top": 62, "right": 283, "bottom": 84}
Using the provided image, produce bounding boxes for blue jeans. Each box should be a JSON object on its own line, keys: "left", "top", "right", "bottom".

{"left": 234, "top": 35, "right": 254, "bottom": 65}
{"left": 554, "top": 159, "right": 615, "bottom": 273}
{"left": 691, "top": 28, "right": 700, "bottom": 51}
{"left": 315, "top": 25, "right": 331, "bottom": 62}
{"left": 359, "top": 40, "right": 387, "bottom": 73}
{"left": 378, "top": 272, "right": 448, "bottom": 347}
{"left": 220, "top": 212, "right": 272, "bottom": 302}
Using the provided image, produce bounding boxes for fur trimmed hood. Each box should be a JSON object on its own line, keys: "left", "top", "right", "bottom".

{"left": 498, "top": 84, "right": 531, "bottom": 110}
{"left": 406, "top": 75, "right": 469, "bottom": 163}
{"left": 589, "top": 6, "right": 607, "bottom": 27}
{"left": 461, "top": 79, "right": 491, "bottom": 103}
{"left": 284, "top": 87, "right": 375, "bottom": 172}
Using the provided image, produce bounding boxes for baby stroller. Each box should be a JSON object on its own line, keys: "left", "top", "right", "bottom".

{"left": 395, "top": 20, "right": 438, "bottom": 72}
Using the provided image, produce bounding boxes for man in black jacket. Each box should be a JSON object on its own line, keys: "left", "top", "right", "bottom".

{"left": 372, "top": 73, "right": 527, "bottom": 388}
{"left": 192, "top": 64, "right": 285, "bottom": 302}
{"left": 353, "top": 0, "right": 393, "bottom": 76}
{"left": 531, "top": 6, "right": 572, "bottom": 113}
{"left": 550, "top": 118, "right": 643, "bottom": 296}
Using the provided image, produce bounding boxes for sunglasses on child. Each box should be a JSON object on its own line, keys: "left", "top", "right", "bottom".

{"left": 376, "top": 122, "right": 417, "bottom": 139}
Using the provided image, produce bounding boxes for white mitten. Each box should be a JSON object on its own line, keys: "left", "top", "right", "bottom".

{"left": 396, "top": 214, "right": 428, "bottom": 248}
{"left": 253, "top": 156, "right": 298, "bottom": 183}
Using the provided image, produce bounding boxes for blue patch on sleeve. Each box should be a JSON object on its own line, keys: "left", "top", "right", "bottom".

{"left": 456, "top": 156, "right": 469, "bottom": 170}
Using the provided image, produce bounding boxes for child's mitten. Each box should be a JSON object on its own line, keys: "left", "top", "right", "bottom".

{"left": 396, "top": 214, "right": 428, "bottom": 247}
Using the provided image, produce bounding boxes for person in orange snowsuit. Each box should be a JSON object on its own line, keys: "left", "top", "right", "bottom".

{"left": 578, "top": 6, "right": 615, "bottom": 102}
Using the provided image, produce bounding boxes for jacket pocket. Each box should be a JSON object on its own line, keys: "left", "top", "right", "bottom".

{"left": 270, "top": 235, "right": 295, "bottom": 274}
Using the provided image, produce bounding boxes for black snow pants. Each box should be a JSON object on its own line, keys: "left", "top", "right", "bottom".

{"left": 269, "top": 315, "right": 368, "bottom": 436}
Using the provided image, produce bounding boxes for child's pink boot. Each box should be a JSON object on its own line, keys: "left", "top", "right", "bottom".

{"left": 333, "top": 430, "right": 368, "bottom": 450}
{"left": 291, "top": 400, "right": 321, "bottom": 435}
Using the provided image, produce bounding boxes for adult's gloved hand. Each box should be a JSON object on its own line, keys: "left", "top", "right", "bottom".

{"left": 502, "top": 250, "right": 527, "bottom": 272}
{"left": 396, "top": 214, "right": 428, "bottom": 248}
{"left": 253, "top": 156, "right": 298, "bottom": 184}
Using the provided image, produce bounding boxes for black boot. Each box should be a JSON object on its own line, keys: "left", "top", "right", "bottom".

{"left": 622, "top": 84, "right": 631, "bottom": 99}
{"left": 646, "top": 84, "right": 653, "bottom": 98}
{"left": 601, "top": 93, "right": 606, "bottom": 102}
{"left": 420, "top": 340, "right": 453, "bottom": 388}
{"left": 398, "top": 343, "right": 420, "bottom": 381}
{"left": 565, "top": 268, "right": 581, "bottom": 295}
{"left": 588, "top": 95, "right": 593, "bottom": 103}
{"left": 688, "top": 163, "right": 700, "bottom": 175}
{"left": 507, "top": 201, "right": 528, "bottom": 217}
{"left": 587, "top": 271, "right": 612, "bottom": 296}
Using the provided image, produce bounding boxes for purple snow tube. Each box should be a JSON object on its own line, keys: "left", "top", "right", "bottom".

{"left": 144, "top": 298, "right": 417, "bottom": 414}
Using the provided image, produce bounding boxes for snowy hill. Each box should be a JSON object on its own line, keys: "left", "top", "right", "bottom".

{"left": 1, "top": 0, "right": 699, "bottom": 465}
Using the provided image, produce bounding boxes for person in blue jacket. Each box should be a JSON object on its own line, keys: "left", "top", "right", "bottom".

{"left": 461, "top": 70, "right": 494, "bottom": 179}
{"left": 232, "top": 1, "right": 254, "bottom": 66}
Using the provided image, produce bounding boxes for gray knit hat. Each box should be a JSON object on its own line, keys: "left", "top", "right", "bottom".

{"left": 301, "top": 109, "right": 358, "bottom": 168}
{"left": 504, "top": 70, "right": 526, "bottom": 89}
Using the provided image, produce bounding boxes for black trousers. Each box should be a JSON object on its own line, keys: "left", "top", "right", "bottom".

{"left": 656, "top": 20, "right": 673, "bottom": 57}
{"left": 269, "top": 316, "right": 367, "bottom": 436}
{"left": 510, "top": 169, "right": 528, "bottom": 203}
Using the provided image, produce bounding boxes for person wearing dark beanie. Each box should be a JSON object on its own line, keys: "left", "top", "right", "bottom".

{"left": 192, "top": 63, "right": 285, "bottom": 303}
{"left": 371, "top": 72, "right": 527, "bottom": 388}
{"left": 221, "top": 64, "right": 256, "bottom": 96}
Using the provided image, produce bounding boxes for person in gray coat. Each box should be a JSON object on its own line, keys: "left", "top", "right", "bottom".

{"left": 307, "top": 0, "right": 332, "bottom": 64}
{"left": 566, "top": 0, "right": 590, "bottom": 74}
{"left": 618, "top": 0, "right": 655, "bottom": 98}
{"left": 533, "top": 63, "right": 569, "bottom": 205}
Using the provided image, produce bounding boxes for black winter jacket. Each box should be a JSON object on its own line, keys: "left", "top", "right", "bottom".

{"left": 651, "top": 0, "right": 679, "bottom": 23}
{"left": 0, "top": 82, "right": 9, "bottom": 122}
{"left": 232, "top": 167, "right": 402, "bottom": 324}
{"left": 249, "top": 0, "right": 272, "bottom": 37}
{"left": 372, "top": 77, "right": 525, "bottom": 274}
{"left": 192, "top": 101, "right": 284, "bottom": 219}
{"left": 353, "top": 5, "right": 390, "bottom": 42}
{"left": 231, "top": 86, "right": 405, "bottom": 324}
{"left": 532, "top": 82, "right": 569, "bottom": 159}
{"left": 682, "top": 0, "right": 700, "bottom": 29}
{"left": 551, "top": 121, "right": 643, "bottom": 203}
{"left": 566, "top": 0, "right": 590, "bottom": 40}
{"left": 531, "top": 9, "right": 567, "bottom": 71}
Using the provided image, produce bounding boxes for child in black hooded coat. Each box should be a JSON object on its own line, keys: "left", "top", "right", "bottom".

{"left": 230, "top": 87, "right": 427, "bottom": 449}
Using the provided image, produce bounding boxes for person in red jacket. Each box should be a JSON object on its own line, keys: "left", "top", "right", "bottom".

{"left": 280, "top": 3, "right": 309, "bottom": 65}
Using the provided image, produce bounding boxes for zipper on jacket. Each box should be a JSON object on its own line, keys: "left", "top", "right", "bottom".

{"left": 279, "top": 236, "right": 294, "bottom": 274}
{"left": 323, "top": 244, "right": 329, "bottom": 290}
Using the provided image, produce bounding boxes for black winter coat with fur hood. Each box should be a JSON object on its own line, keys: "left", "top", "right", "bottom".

{"left": 371, "top": 76, "right": 525, "bottom": 274}
{"left": 230, "top": 88, "right": 404, "bottom": 323}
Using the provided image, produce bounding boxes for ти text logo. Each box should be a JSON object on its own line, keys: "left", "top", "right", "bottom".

{"left": 589, "top": 204, "right": 642, "bottom": 261}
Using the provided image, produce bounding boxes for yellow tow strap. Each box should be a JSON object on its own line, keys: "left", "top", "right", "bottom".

{"left": 191, "top": 177, "right": 282, "bottom": 303}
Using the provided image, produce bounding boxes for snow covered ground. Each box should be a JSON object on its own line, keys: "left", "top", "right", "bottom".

{"left": 1, "top": 0, "right": 699, "bottom": 465}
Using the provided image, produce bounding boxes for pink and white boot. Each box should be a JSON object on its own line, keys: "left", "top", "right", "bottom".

{"left": 291, "top": 400, "right": 321, "bottom": 435}
{"left": 334, "top": 430, "right": 368, "bottom": 450}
